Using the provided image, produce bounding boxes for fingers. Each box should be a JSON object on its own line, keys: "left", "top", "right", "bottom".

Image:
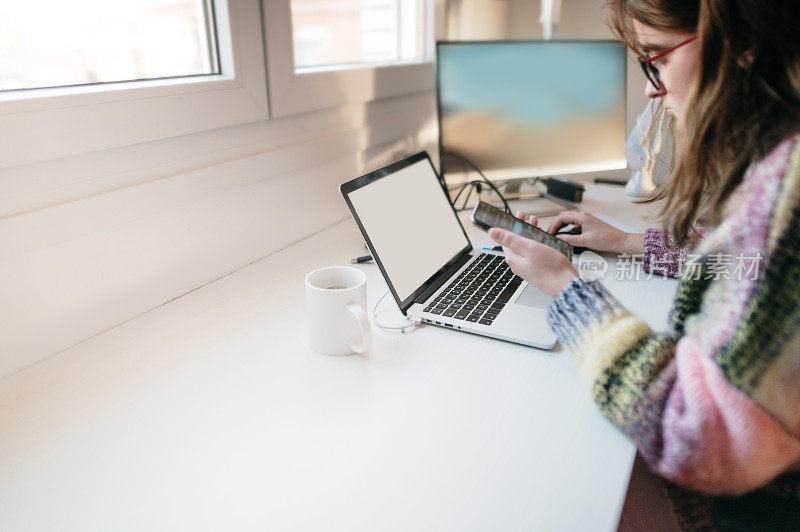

{"left": 492, "top": 233, "right": 531, "bottom": 277}
{"left": 515, "top": 210, "right": 539, "bottom": 227}
{"left": 547, "top": 211, "right": 584, "bottom": 235}
{"left": 555, "top": 233, "right": 584, "bottom": 246}
{"left": 489, "top": 228, "right": 532, "bottom": 254}
{"left": 501, "top": 248, "right": 524, "bottom": 276}
{"left": 489, "top": 228, "right": 515, "bottom": 249}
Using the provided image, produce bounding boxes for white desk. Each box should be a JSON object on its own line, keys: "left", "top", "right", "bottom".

{"left": 0, "top": 184, "right": 675, "bottom": 531}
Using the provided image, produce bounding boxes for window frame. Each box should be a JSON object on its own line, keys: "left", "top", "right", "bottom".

{"left": 262, "top": 0, "right": 435, "bottom": 118}
{"left": 0, "top": 0, "right": 269, "bottom": 169}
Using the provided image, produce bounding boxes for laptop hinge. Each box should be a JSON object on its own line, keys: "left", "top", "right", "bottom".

{"left": 413, "top": 252, "right": 472, "bottom": 306}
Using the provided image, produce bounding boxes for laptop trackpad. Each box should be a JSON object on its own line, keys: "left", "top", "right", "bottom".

{"left": 514, "top": 284, "right": 552, "bottom": 309}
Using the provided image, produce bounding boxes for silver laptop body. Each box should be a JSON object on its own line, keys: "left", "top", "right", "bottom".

{"left": 340, "top": 152, "right": 556, "bottom": 349}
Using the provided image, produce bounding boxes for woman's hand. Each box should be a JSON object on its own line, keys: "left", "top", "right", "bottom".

{"left": 489, "top": 211, "right": 578, "bottom": 298}
{"left": 547, "top": 211, "right": 644, "bottom": 255}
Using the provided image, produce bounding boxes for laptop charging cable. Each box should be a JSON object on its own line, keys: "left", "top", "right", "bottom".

{"left": 373, "top": 290, "right": 422, "bottom": 334}
{"left": 351, "top": 252, "right": 420, "bottom": 333}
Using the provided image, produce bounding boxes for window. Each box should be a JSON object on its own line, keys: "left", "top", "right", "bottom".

{"left": 264, "top": 0, "right": 434, "bottom": 118}
{"left": 1, "top": 0, "right": 435, "bottom": 167}
{"left": 0, "top": 0, "right": 219, "bottom": 91}
{"left": 1, "top": 0, "right": 268, "bottom": 168}
{"left": 291, "top": 0, "right": 426, "bottom": 69}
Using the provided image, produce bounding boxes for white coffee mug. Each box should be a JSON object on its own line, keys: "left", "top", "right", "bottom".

{"left": 305, "top": 266, "right": 373, "bottom": 356}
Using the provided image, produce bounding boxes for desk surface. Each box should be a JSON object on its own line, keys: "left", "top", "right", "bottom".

{"left": 0, "top": 184, "right": 675, "bottom": 531}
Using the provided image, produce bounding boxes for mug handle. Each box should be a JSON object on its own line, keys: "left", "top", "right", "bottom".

{"left": 345, "top": 303, "right": 373, "bottom": 354}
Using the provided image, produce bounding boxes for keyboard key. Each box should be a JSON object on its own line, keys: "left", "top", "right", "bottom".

{"left": 478, "top": 318, "right": 494, "bottom": 325}
{"left": 430, "top": 308, "right": 443, "bottom": 315}
{"left": 443, "top": 309, "right": 457, "bottom": 317}
{"left": 466, "top": 315, "right": 480, "bottom": 322}
{"left": 423, "top": 306, "right": 433, "bottom": 312}
{"left": 455, "top": 311, "right": 470, "bottom": 319}
{"left": 496, "top": 278, "right": 523, "bottom": 303}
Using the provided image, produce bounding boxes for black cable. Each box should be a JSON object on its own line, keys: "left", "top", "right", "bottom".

{"left": 451, "top": 180, "right": 476, "bottom": 207}
{"left": 460, "top": 181, "right": 475, "bottom": 211}
{"left": 451, "top": 180, "right": 499, "bottom": 212}
{"left": 439, "top": 152, "right": 512, "bottom": 213}
{"left": 444, "top": 153, "right": 507, "bottom": 208}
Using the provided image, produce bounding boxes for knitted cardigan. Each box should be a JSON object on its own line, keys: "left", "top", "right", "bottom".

{"left": 546, "top": 135, "right": 800, "bottom": 530}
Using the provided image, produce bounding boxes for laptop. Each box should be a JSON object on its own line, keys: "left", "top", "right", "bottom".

{"left": 340, "top": 151, "right": 557, "bottom": 349}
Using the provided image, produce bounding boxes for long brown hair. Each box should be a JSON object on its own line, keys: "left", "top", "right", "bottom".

{"left": 609, "top": 0, "right": 800, "bottom": 245}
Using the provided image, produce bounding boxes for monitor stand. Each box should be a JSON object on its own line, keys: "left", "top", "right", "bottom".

{"left": 494, "top": 177, "right": 577, "bottom": 217}
{"left": 501, "top": 178, "right": 544, "bottom": 201}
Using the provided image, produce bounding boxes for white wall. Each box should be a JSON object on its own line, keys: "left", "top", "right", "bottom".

{"left": 0, "top": 90, "right": 437, "bottom": 378}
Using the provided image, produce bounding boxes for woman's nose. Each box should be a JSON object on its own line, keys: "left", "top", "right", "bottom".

{"left": 645, "top": 80, "right": 664, "bottom": 99}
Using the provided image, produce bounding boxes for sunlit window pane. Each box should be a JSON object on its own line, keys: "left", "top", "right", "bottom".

{"left": 0, "top": 0, "right": 218, "bottom": 91}
{"left": 291, "top": 0, "right": 426, "bottom": 70}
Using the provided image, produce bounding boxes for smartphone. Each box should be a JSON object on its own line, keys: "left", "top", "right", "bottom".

{"left": 471, "top": 201, "right": 573, "bottom": 260}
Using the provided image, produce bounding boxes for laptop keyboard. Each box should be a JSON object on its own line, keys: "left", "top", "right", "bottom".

{"left": 422, "top": 254, "right": 523, "bottom": 326}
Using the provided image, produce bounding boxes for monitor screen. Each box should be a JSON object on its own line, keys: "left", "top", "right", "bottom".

{"left": 437, "top": 41, "right": 627, "bottom": 180}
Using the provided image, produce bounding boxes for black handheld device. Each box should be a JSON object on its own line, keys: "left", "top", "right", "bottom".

{"left": 470, "top": 201, "right": 573, "bottom": 260}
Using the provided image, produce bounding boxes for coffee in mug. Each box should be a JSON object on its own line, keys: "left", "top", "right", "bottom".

{"left": 305, "top": 266, "right": 373, "bottom": 356}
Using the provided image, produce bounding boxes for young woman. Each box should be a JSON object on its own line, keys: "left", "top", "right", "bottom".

{"left": 490, "top": 1, "right": 800, "bottom": 529}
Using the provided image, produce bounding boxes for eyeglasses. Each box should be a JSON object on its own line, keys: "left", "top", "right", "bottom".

{"left": 638, "top": 36, "right": 697, "bottom": 91}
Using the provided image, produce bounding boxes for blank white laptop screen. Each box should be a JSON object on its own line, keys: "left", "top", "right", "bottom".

{"left": 347, "top": 159, "right": 470, "bottom": 302}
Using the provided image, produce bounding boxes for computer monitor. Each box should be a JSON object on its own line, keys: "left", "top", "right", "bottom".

{"left": 436, "top": 40, "right": 627, "bottom": 183}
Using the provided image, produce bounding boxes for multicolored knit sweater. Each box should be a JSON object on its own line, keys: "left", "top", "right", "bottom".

{"left": 546, "top": 135, "right": 800, "bottom": 530}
